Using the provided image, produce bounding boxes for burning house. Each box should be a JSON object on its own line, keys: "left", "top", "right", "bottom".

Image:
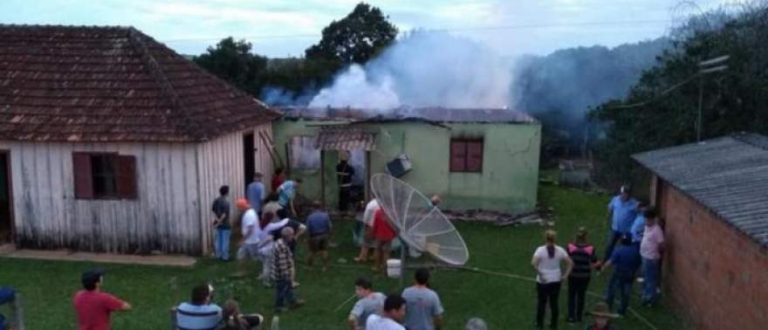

{"left": 273, "top": 107, "right": 541, "bottom": 213}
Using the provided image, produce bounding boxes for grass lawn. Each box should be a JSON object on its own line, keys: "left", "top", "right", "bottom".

{"left": 0, "top": 184, "right": 684, "bottom": 329}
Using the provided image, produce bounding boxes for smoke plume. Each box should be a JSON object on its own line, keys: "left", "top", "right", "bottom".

{"left": 309, "top": 31, "right": 512, "bottom": 110}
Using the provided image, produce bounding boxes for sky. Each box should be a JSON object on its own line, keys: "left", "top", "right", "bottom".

{"left": 0, "top": 0, "right": 750, "bottom": 58}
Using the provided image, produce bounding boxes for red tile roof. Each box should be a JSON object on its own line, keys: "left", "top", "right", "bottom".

{"left": 0, "top": 25, "right": 280, "bottom": 142}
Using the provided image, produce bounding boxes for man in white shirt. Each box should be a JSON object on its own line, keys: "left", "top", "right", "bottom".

{"left": 235, "top": 198, "right": 261, "bottom": 277}
{"left": 355, "top": 198, "right": 380, "bottom": 263}
{"left": 366, "top": 294, "right": 407, "bottom": 330}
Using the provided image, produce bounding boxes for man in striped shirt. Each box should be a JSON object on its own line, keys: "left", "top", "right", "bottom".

{"left": 175, "top": 284, "right": 222, "bottom": 330}
{"left": 272, "top": 227, "right": 305, "bottom": 312}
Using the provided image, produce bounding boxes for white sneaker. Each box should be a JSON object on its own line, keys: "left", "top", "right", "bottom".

{"left": 637, "top": 277, "right": 645, "bottom": 283}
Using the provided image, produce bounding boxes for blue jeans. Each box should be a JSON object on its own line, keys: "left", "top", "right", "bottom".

{"left": 642, "top": 258, "right": 660, "bottom": 304}
{"left": 605, "top": 273, "right": 633, "bottom": 315}
{"left": 603, "top": 230, "right": 622, "bottom": 262}
{"left": 275, "top": 279, "right": 296, "bottom": 309}
{"left": 215, "top": 228, "right": 231, "bottom": 261}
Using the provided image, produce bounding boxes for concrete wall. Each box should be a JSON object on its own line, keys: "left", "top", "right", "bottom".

{"left": 272, "top": 119, "right": 541, "bottom": 213}
{"left": 654, "top": 177, "right": 768, "bottom": 330}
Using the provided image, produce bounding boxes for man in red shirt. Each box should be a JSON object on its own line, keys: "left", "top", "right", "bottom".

{"left": 73, "top": 269, "right": 131, "bottom": 330}
{"left": 372, "top": 208, "right": 397, "bottom": 273}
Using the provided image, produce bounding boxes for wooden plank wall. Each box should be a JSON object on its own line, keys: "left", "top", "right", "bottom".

{"left": 195, "top": 123, "right": 273, "bottom": 254}
{"left": 0, "top": 140, "right": 202, "bottom": 254}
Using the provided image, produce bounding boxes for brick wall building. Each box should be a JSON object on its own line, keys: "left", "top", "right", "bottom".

{"left": 634, "top": 133, "right": 768, "bottom": 330}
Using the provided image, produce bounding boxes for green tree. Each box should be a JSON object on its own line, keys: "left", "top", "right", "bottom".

{"left": 589, "top": 5, "right": 768, "bottom": 186}
{"left": 305, "top": 2, "right": 398, "bottom": 65}
{"left": 193, "top": 37, "right": 268, "bottom": 95}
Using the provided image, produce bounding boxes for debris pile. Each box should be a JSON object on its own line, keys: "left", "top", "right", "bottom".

{"left": 444, "top": 207, "right": 555, "bottom": 227}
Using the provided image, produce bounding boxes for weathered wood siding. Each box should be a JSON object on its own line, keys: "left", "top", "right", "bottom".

{"left": 196, "top": 124, "right": 273, "bottom": 254}
{"left": 0, "top": 124, "right": 274, "bottom": 255}
{"left": 0, "top": 141, "right": 202, "bottom": 254}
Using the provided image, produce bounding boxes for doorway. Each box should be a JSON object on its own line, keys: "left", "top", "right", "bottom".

{"left": 243, "top": 133, "right": 256, "bottom": 193}
{"left": 0, "top": 151, "right": 13, "bottom": 243}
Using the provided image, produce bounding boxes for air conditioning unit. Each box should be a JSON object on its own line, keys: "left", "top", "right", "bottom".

{"left": 386, "top": 154, "right": 412, "bottom": 178}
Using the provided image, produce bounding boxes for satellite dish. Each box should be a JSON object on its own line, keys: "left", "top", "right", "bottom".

{"left": 370, "top": 173, "right": 469, "bottom": 266}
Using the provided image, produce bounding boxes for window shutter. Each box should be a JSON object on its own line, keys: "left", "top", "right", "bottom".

{"left": 450, "top": 140, "right": 467, "bottom": 172}
{"left": 466, "top": 141, "right": 484, "bottom": 172}
{"left": 72, "top": 153, "right": 93, "bottom": 199}
{"left": 117, "top": 155, "right": 138, "bottom": 199}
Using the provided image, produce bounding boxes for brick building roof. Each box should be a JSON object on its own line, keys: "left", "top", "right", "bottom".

{"left": 633, "top": 133, "right": 768, "bottom": 246}
{"left": 0, "top": 25, "right": 280, "bottom": 142}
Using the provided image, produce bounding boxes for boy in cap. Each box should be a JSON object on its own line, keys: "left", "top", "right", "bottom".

{"left": 585, "top": 302, "right": 618, "bottom": 330}
{"left": 73, "top": 269, "right": 131, "bottom": 330}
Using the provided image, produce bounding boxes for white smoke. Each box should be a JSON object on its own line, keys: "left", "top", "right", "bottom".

{"left": 309, "top": 31, "right": 512, "bottom": 110}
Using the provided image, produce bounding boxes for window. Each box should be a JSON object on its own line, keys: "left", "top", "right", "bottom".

{"left": 289, "top": 136, "right": 321, "bottom": 170}
{"left": 73, "top": 153, "right": 137, "bottom": 199}
{"left": 450, "top": 139, "right": 484, "bottom": 172}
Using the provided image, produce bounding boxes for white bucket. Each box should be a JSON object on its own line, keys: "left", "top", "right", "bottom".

{"left": 386, "top": 259, "right": 402, "bottom": 278}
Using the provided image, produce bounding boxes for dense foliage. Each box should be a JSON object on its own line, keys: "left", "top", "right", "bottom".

{"left": 589, "top": 6, "right": 768, "bottom": 184}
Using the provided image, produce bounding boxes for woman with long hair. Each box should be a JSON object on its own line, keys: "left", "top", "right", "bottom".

{"left": 531, "top": 230, "right": 574, "bottom": 330}
{"left": 219, "top": 299, "right": 263, "bottom": 330}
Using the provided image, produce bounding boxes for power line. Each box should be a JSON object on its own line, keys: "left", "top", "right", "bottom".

{"left": 161, "top": 18, "right": 672, "bottom": 44}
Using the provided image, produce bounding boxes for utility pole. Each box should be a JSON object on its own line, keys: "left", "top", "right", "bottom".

{"left": 696, "top": 55, "right": 729, "bottom": 141}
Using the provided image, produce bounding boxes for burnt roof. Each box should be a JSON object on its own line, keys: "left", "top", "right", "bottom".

{"left": 633, "top": 133, "right": 768, "bottom": 246}
{"left": 277, "top": 106, "right": 537, "bottom": 124}
{"left": 0, "top": 25, "right": 280, "bottom": 142}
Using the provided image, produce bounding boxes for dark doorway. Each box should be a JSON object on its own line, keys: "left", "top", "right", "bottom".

{"left": 243, "top": 133, "right": 256, "bottom": 193}
{"left": 0, "top": 152, "right": 13, "bottom": 243}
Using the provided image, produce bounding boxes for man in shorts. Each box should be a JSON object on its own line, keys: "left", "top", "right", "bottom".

{"left": 306, "top": 201, "right": 332, "bottom": 271}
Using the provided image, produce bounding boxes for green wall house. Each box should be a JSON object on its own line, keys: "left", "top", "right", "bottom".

{"left": 272, "top": 107, "right": 541, "bottom": 213}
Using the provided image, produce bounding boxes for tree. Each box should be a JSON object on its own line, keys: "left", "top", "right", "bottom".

{"left": 589, "top": 5, "right": 768, "bottom": 186}
{"left": 305, "top": 2, "right": 398, "bottom": 65}
{"left": 193, "top": 37, "right": 268, "bottom": 95}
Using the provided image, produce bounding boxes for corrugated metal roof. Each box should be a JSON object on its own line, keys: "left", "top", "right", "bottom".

{"left": 316, "top": 128, "right": 376, "bottom": 151}
{"left": 632, "top": 133, "right": 768, "bottom": 246}
{"left": 278, "top": 106, "right": 537, "bottom": 124}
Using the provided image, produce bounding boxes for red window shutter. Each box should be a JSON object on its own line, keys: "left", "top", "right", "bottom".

{"left": 466, "top": 141, "right": 484, "bottom": 172}
{"left": 450, "top": 140, "right": 467, "bottom": 172}
{"left": 72, "top": 153, "right": 93, "bottom": 199}
{"left": 117, "top": 155, "right": 138, "bottom": 199}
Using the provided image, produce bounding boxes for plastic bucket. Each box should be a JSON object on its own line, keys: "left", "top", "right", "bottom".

{"left": 386, "top": 259, "right": 402, "bottom": 278}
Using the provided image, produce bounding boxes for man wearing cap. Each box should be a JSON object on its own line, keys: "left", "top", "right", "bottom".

{"left": 585, "top": 302, "right": 618, "bottom": 330}
{"left": 604, "top": 185, "right": 638, "bottom": 262}
{"left": 235, "top": 198, "right": 262, "bottom": 277}
{"left": 73, "top": 269, "right": 131, "bottom": 330}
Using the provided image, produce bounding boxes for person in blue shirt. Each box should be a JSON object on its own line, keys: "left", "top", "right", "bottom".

{"left": 305, "top": 201, "right": 332, "bottom": 271}
{"left": 277, "top": 179, "right": 302, "bottom": 218}
{"left": 600, "top": 235, "right": 641, "bottom": 316}
{"left": 630, "top": 201, "right": 649, "bottom": 246}
{"left": 604, "top": 185, "right": 638, "bottom": 262}
{"left": 246, "top": 172, "right": 265, "bottom": 214}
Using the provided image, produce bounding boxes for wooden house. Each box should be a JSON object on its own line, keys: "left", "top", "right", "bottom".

{"left": 0, "top": 25, "right": 280, "bottom": 255}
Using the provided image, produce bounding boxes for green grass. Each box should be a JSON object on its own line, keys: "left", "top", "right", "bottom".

{"left": 0, "top": 185, "right": 684, "bottom": 329}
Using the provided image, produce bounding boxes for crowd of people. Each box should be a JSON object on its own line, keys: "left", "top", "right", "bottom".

{"left": 0, "top": 169, "right": 667, "bottom": 330}
{"left": 531, "top": 185, "right": 666, "bottom": 330}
